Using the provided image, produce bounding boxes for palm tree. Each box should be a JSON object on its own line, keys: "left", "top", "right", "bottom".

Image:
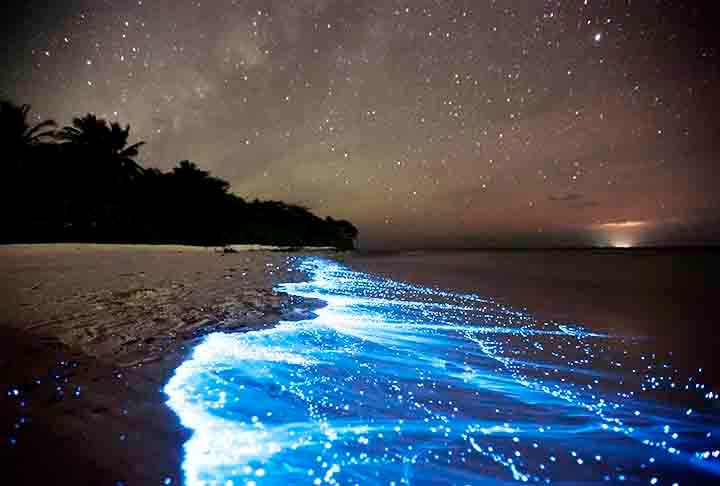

{"left": 54, "top": 114, "right": 146, "bottom": 239}
{"left": 58, "top": 114, "right": 145, "bottom": 179}
{"left": 0, "top": 101, "right": 56, "bottom": 241}
{"left": 0, "top": 101, "right": 56, "bottom": 167}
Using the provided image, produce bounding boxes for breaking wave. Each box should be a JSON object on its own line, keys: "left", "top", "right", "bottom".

{"left": 165, "top": 257, "right": 720, "bottom": 485}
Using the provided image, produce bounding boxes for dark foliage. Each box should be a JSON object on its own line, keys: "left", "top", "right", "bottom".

{"left": 0, "top": 101, "right": 358, "bottom": 249}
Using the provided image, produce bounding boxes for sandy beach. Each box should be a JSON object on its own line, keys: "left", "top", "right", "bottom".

{"left": 0, "top": 244, "right": 327, "bottom": 485}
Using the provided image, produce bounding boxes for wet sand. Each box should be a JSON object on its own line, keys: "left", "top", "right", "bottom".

{"left": 0, "top": 244, "right": 326, "bottom": 485}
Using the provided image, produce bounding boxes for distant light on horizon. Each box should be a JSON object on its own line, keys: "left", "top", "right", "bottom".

{"left": 592, "top": 220, "right": 647, "bottom": 248}
{"left": 610, "top": 238, "right": 634, "bottom": 248}
{"left": 605, "top": 231, "right": 640, "bottom": 248}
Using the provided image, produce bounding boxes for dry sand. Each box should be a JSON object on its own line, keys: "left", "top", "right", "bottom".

{"left": 0, "top": 244, "right": 328, "bottom": 485}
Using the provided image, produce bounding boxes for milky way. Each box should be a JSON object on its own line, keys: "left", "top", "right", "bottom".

{"left": 2, "top": 1, "right": 718, "bottom": 247}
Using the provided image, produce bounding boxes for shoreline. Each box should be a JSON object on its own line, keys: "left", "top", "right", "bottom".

{"left": 1, "top": 242, "right": 342, "bottom": 254}
{"left": 0, "top": 244, "right": 327, "bottom": 484}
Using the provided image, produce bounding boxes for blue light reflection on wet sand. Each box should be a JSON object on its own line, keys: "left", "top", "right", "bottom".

{"left": 164, "top": 257, "right": 720, "bottom": 485}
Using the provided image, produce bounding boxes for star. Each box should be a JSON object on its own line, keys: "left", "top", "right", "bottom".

{"left": 1, "top": 0, "right": 718, "bottom": 248}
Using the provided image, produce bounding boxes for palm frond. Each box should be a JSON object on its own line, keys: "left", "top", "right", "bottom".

{"left": 28, "top": 130, "right": 57, "bottom": 143}
{"left": 25, "top": 120, "right": 57, "bottom": 140}
{"left": 119, "top": 141, "right": 145, "bottom": 157}
{"left": 56, "top": 126, "right": 82, "bottom": 142}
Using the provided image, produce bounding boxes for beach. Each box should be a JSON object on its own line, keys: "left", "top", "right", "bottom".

{"left": 3, "top": 246, "right": 719, "bottom": 485}
{"left": 0, "top": 244, "right": 326, "bottom": 485}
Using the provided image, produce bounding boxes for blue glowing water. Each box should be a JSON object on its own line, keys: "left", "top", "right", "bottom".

{"left": 165, "top": 257, "right": 720, "bottom": 485}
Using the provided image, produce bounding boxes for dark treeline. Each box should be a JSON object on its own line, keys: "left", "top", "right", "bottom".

{"left": 0, "top": 101, "right": 358, "bottom": 249}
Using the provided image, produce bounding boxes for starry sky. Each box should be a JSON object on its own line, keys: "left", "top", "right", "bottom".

{"left": 2, "top": 0, "right": 719, "bottom": 248}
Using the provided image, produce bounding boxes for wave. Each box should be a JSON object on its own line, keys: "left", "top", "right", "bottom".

{"left": 164, "top": 257, "right": 720, "bottom": 485}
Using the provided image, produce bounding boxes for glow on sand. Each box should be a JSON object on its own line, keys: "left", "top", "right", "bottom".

{"left": 164, "top": 257, "right": 720, "bottom": 485}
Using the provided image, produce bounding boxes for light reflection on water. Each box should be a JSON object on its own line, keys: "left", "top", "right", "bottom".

{"left": 164, "top": 257, "right": 720, "bottom": 485}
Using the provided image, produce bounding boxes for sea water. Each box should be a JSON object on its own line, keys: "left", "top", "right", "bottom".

{"left": 165, "top": 256, "right": 720, "bottom": 485}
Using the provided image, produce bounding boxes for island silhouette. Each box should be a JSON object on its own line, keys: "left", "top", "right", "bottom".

{"left": 0, "top": 100, "right": 358, "bottom": 249}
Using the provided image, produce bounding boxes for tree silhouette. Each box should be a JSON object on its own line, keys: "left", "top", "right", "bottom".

{"left": 1, "top": 101, "right": 358, "bottom": 249}
{"left": 52, "top": 114, "right": 146, "bottom": 239}
{"left": 0, "top": 101, "right": 57, "bottom": 242}
{"left": 172, "top": 160, "right": 230, "bottom": 193}
{"left": 58, "top": 114, "right": 145, "bottom": 180}
{"left": 0, "top": 101, "right": 56, "bottom": 169}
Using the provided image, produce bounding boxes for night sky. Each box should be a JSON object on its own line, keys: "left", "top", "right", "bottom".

{"left": 2, "top": 1, "right": 718, "bottom": 248}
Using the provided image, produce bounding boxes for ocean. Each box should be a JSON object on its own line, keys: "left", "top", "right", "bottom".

{"left": 164, "top": 251, "right": 720, "bottom": 485}
{"left": 348, "top": 249, "right": 720, "bottom": 385}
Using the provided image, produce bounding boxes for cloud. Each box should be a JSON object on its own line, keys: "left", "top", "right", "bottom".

{"left": 549, "top": 193, "right": 599, "bottom": 209}
{"left": 593, "top": 215, "right": 691, "bottom": 230}
{"left": 594, "top": 220, "right": 649, "bottom": 229}
{"left": 549, "top": 193, "right": 582, "bottom": 202}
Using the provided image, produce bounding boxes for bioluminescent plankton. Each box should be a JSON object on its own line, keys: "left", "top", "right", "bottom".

{"left": 165, "top": 257, "right": 720, "bottom": 485}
